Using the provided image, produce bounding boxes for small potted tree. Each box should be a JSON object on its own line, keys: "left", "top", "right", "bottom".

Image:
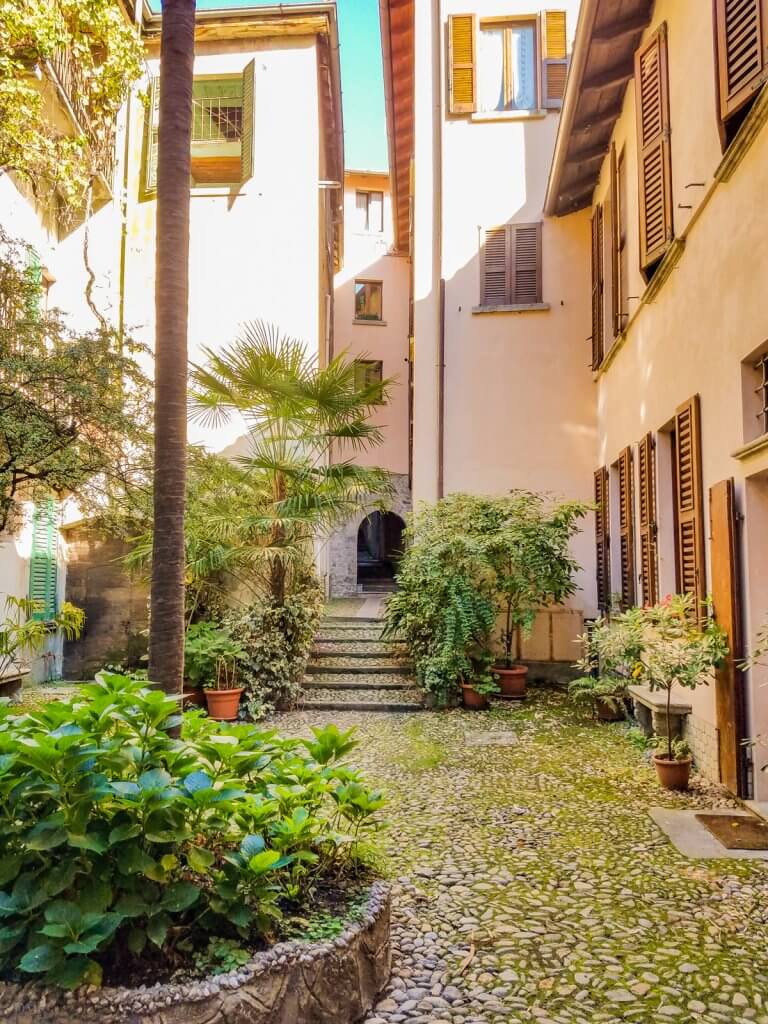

{"left": 184, "top": 621, "right": 245, "bottom": 720}
{"left": 488, "top": 494, "right": 587, "bottom": 699}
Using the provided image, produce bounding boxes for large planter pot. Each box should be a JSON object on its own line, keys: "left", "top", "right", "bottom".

{"left": 596, "top": 697, "right": 625, "bottom": 722}
{"left": 0, "top": 882, "right": 391, "bottom": 1024}
{"left": 494, "top": 664, "right": 528, "bottom": 699}
{"left": 183, "top": 687, "right": 206, "bottom": 708}
{"left": 205, "top": 687, "right": 244, "bottom": 721}
{"left": 461, "top": 683, "right": 489, "bottom": 710}
{"left": 653, "top": 753, "right": 692, "bottom": 791}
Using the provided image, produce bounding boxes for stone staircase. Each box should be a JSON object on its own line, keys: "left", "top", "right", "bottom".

{"left": 300, "top": 616, "right": 423, "bottom": 712}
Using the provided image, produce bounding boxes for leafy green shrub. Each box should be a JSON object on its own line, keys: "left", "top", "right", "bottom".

{"left": 0, "top": 674, "right": 384, "bottom": 989}
{"left": 231, "top": 573, "right": 323, "bottom": 717}
{"left": 184, "top": 620, "right": 245, "bottom": 689}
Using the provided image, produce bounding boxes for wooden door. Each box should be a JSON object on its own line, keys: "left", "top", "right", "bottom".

{"left": 709, "top": 478, "right": 746, "bottom": 796}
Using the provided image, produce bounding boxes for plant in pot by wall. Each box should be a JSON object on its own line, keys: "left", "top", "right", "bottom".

{"left": 184, "top": 620, "right": 245, "bottom": 719}
{"left": 568, "top": 674, "right": 628, "bottom": 722}
{"left": 460, "top": 661, "right": 498, "bottom": 710}
{"left": 0, "top": 596, "right": 84, "bottom": 690}
{"left": 487, "top": 493, "right": 589, "bottom": 699}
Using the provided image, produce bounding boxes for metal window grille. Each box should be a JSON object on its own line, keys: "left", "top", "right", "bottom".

{"left": 192, "top": 92, "right": 243, "bottom": 144}
{"left": 756, "top": 353, "right": 768, "bottom": 435}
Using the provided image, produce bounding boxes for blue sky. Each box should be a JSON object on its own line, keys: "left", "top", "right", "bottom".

{"left": 150, "top": 0, "right": 387, "bottom": 171}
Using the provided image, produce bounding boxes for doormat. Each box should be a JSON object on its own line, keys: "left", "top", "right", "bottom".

{"left": 695, "top": 813, "right": 768, "bottom": 850}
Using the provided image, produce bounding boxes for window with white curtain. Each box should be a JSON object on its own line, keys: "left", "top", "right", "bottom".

{"left": 477, "top": 21, "right": 537, "bottom": 112}
{"left": 354, "top": 190, "right": 384, "bottom": 232}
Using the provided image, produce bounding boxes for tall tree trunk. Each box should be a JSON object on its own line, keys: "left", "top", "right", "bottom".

{"left": 148, "top": 0, "right": 196, "bottom": 693}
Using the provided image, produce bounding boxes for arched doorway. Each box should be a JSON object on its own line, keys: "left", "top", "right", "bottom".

{"left": 356, "top": 511, "right": 405, "bottom": 591}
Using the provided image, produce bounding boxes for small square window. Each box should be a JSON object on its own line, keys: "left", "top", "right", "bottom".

{"left": 355, "top": 190, "right": 384, "bottom": 232}
{"left": 354, "top": 359, "right": 384, "bottom": 403}
{"left": 742, "top": 343, "right": 768, "bottom": 443}
{"left": 355, "top": 280, "right": 383, "bottom": 322}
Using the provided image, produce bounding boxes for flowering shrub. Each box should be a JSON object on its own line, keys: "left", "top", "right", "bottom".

{"left": 0, "top": 674, "right": 383, "bottom": 988}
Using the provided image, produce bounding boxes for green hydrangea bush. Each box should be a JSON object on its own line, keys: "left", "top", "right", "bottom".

{"left": 0, "top": 674, "right": 384, "bottom": 989}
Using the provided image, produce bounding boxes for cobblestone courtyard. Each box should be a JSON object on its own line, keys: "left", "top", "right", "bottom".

{"left": 275, "top": 689, "right": 768, "bottom": 1024}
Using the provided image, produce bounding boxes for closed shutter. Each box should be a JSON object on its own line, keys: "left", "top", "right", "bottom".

{"left": 144, "top": 75, "right": 160, "bottom": 194}
{"left": 24, "top": 249, "right": 43, "bottom": 320}
{"left": 594, "top": 466, "right": 611, "bottom": 613}
{"left": 29, "top": 499, "right": 58, "bottom": 621}
{"left": 609, "top": 143, "right": 620, "bottom": 337}
{"left": 618, "top": 446, "right": 636, "bottom": 608}
{"left": 240, "top": 59, "right": 255, "bottom": 183}
{"left": 638, "top": 432, "right": 659, "bottom": 605}
{"left": 590, "top": 205, "right": 604, "bottom": 370}
{"left": 448, "top": 14, "right": 477, "bottom": 113}
{"left": 674, "top": 395, "right": 706, "bottom": 621}
{"left": 635, "top": 24, "right": 673, "bottom": 274}
{"left": 715, "top": 0, "right": 768, "bottom": 121}
{"left": 481, "top": 224, "right": 542, "bottom": 305}
{"left": 542, "top": 10, "right": 569, "bottom": 108}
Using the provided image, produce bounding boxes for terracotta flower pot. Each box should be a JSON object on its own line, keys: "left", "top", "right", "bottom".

{"left": 653, "top": 753, "right": 692, "bottom": 791}
{"left": 182, "top": 687, "right": 205, "bottom": 708}
{"left": 596, "top": 696, "right": 625, "bottom": 722}
{"left": 205, "top": 687, "right": 244, "bottom": 721}
{"left": 461, "top": 683, "right": 489, "bottom": 710}
{"left": 494, "top": 664, "right": 528, "bottom": 699}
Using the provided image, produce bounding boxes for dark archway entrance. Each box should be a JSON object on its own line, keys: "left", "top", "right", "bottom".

{"left": 356, "top": 511, "right": 405, "bottom": 591}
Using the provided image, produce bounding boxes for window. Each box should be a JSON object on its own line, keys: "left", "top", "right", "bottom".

{"left": 715, "top": 0, "right": 768, "bottom": 147}
{"left": 741, "top": 342, "right": 768, "bottom": 443}
{"left": 355, "top": 190, "right": 384, "bottom": 233}
{"left": 447, "top": 11, "right": 567, "bottom": 115}
{"left": 594, "top": 466, "right": 611, "bottom": 613}
{"left": 755, "top": 352, "right": 768, "bottom": 435}
{"left": 478, "top": 20, "right": 538, "bottom": 112}
{"left": 480, "top": 222, "right": 542, "bottom": 307}
{"left": 635, "top": 25, "right": 673, "bottom": 278}
{"left": 672, "top": 395, "right": 706, "bottom": 622}
{"left": 617, "top": 148, "right": 629, "bottom": 331}
{"left": 29, "top": 499, "right": 58, "bottom": 621}
{"left": 590, "top": 205, "right": 604, "bottom": 369}
{"left": 354, "top": 360, "right": 384, "bottom": 403}
{"left": 354, "top": 280, "right": 383, "bottom": 322}
{"left": 144, "top": 62, "right": 255, "bottom": 193}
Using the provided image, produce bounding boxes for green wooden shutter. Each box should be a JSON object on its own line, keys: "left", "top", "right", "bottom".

{"left": 25, "top": 249, "right": 42, "bottom": 320}
{"left": 144, "top": 76, "right": 160, "bottom": 194}
{"left": 241, "top": 59, "right": 255, "bottom": 183}
{"left": 29, "top": 499, "right": 58, "bottom": 621}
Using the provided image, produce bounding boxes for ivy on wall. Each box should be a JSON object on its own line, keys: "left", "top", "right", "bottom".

{"left": 0, "top": 0, "right": 144, "bottom": 209}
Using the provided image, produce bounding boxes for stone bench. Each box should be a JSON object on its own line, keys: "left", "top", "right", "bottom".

{"left": 628, "top": 684, "right": 692, "bottom": 739}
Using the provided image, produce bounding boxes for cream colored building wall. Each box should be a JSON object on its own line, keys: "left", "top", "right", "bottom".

{"left": 333, "top": 172, "right": 410, "bottom": 475}
{"left": 125, "top": 36, "right": 325, "bottom": 455}
{"left": 412, "top": 0, "right": 598, "bottom": 627}
{"left": 588, "top": 0, "right": 768, "bottom": 791}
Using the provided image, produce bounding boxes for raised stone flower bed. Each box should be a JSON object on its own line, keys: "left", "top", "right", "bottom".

{"left": 0, "top": 882, "right": 391, "bottom": 1024}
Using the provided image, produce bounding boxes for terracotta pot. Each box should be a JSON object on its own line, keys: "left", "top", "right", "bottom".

{"left": 494, "top": 664, "right": 528, "bottom": 699}
{"left": 205, "top": 687, "right": 244, "bottom": 721}
{"left": 461, "top": 683, "right": 489, "bottom": 710}
{"left": 596, "top": 696, "right": 625, "bottom": 722}
{"left": 182, "top": 688, "right": 205, "bottom": 708}
{"left": 653, "top": 754, "right": 692, "bottom": 791}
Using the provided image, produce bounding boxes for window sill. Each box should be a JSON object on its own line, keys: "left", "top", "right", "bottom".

{"left": 471, "top": 109, "right": 547, "bottom": 124}
{"left": 731, "top": 433, "right": 768, "bottom": 461}
{"left": 472, "top": 303, "right": 549, "bottom": 315}
{"left": 353, "top": 318, "right": 388, "bottom": 326}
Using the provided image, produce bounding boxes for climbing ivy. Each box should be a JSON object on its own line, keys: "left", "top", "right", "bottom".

{"left": 0, "top": 0, "right": 144, "bottom": 209}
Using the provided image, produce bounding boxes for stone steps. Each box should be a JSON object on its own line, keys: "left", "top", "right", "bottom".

{"left": 307, "top": 658, "right": 411, "bottom": 675}
{"left": 301, "top": 685, "right": 423, "bottom": 712}
{"left": 303, "top": 674, "right": 416, "bottom": 691}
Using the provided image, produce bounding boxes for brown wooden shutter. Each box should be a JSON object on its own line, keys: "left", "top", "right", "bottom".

{"left": 448, "top": 15, "right": 477, "bottom": 114}
{"left": 609, "top": 142, "right": 620, "bottom": 337}
{"left": 590, "top": 205, "right": 604, "bottom": 370}
{"left": 674, "top": 394, "right": 706, "bottom": 621}
{"left": 637, "top": 432, "right": 659, "bottom": 605}
{"left": 594, "top": 466, "right": 611, "bottom": 613}
{"left": 618, "top": 446, "right": 636, "bottom": 608}
{"left": 542, "top": 10, "right": 569, "bottom": 108}
{"left": 511, "top": 223, "right": 542, "bottom": 304}
{"left": 715, "top": 0, "right": 768, "bottom": 122}
{"left": 481, "top": 227, "right": 510, "bottom": 305}
{"left": 635, "top": 24, "right": 673, "bottom": 274}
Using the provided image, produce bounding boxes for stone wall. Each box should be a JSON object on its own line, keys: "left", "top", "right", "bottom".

{"left": 327, "top": 474, "right": 411, "bottom": 597}
{"left": 0, "top": 883, "right": 391, "bottom": 1024}
{"left": 62, "top": 528, "right": 149, "bottom": 679}
{"left": 683, "top": 713, "right": 721, "bottom": 783}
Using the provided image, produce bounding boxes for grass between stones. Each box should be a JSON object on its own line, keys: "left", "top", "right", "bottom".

{"left": 273, "top": 686, "right": 768, "bottom": 1024}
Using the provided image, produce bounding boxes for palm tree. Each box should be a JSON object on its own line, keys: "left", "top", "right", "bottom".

{"left": 148, "top": 0, "right": 196, "bottom": 693}
{"left": 189, "top": 321, "right": 395, "bottom": 605}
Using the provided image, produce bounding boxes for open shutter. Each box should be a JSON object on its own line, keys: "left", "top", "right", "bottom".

{"left": 240, "top": 59, "right": 255, "bottom": 183}
{"left": 618, "top": 446, "right": 636, "bottom": 608}
{"left": 448, "top": 14, "right": 477, "bottom": 114}
{"left": 144, "top": 75, "right": 160, "bottom": 194}
{"left": 590, "top": 205, "right": 604, "bottom": 370}
{"left": 638, "top": 432, "right": 659, "bottom": 605}
{"left": 481, "top": 226, "right": 511, "bottom": 305}
{"left": 715, "top": 0, "right": 768, "bottom": 121}
{"left": 29, "top": 499, "right": 58, "bottom": 621}
{"left": 635, "top": 24, "right": 673, "bottom": 274}
{"left": 511, "top": 223, "right": 542, "bottom": 304}
{"left": 674, "top": 395, "right": 706, "bottom": 621}
{"left": 609, "top": 143, "right": 620, "bottom": 337}
{"left": 594, "top": 466, "right": 611, "bottom": 613}
{"left": 542, "top": 10, "right": 569, "bottom": 108}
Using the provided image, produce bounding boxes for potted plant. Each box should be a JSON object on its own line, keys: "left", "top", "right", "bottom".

{"left": 460, "top": 664, "right": 498, "bottom": 710}
{"left": 568, "top": 674, "right": 627, "bottom": 722}
{"left": 184, "top": 621, "right": 245, "bottom": 720}
{"left": 204, "top": 653, "right": 245, "bottom": 720}
{"left": 652, "top": 736, "right": 692, "bottom": 790}
{"left": 488, "top": 493, "right": 588, "bottom": 699}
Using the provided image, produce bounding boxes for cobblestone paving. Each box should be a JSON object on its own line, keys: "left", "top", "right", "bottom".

{"left": 273, "top": 688, "right": 768, "bottom": 1024}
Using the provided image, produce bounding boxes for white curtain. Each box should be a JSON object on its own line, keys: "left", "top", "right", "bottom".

{"left": 478, "top": 27, "right": 505, "bottom": 112}
{"left": 510, "top": 25, "right": 536, "bottom": 110}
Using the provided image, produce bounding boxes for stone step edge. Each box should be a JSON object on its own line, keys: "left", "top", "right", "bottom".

{"left": 311, "top": 648, "right": 406, "bottom": 658}
{"left": 321, "top": 617, "right": 383, "bottom": 625}
{"left": 300, "top": 700, "right": 424, "bottom": 713}
{"left": 315, "top": 636, "right": 402, "bottom": 644}
{"left": 303, "top": 679, "right": 418, "bottom": 691}
{"left": 307, "top": 663, "right": 412, "bottom": 675}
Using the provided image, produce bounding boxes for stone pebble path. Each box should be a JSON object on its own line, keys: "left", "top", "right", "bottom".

{"left": 273, "top": 688, "right": 768, "bottom": 1024}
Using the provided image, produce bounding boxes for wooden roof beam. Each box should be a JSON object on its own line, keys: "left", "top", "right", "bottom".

{"left": 573, "top": 100, "right": 623, "bottom": 132}
{"left": 569, "top": 140, "right": 608, "bottom": 164}
{"left": 593, "top": 10, "right": 651, "bottom": 44}
{"left": 582, "top": 65, "right": 634, "bottom": 95}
